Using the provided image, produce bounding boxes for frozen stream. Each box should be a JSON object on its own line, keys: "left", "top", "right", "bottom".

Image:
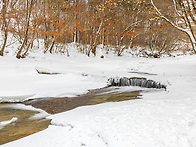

{"left": 0, "top": 104, "right": 51, "bottom": 145}
{"left": 0, "top": 88, "right": 140, "bottom": 145}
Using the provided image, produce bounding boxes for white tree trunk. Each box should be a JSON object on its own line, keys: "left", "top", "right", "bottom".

{"left": 186, "top": 30, "right": 196, "bottom": 53}
{"left": 150, "top": 0, "right": 196, "bottom": 53}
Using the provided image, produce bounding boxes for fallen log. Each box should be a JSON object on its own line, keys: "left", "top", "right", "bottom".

{"left": 35, "top": 68, "right": 61, "bottom": 75}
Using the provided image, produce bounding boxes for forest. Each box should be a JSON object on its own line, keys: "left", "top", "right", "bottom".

{"left": 1, "top": 1, "right": 196, "bottom": 146}
{"left": 0, "top": 0, "right": 195, "bottom": 58}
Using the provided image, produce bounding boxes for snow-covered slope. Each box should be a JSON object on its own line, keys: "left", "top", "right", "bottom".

{"left": 0, "top": 54, "right": 108, "bottom": 101}
{"left": 1, "top": 53, "right": 196, "bottom": 147}
{"left": 0, "top": 49, "right": 166, "bottom": 101}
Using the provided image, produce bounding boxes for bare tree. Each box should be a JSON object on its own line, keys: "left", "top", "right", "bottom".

{"left": 16, "top": 0, "right": 35, "bottom": 58}
{"left": 0, "top": 0, "right": 193, "bottom": 57}
{"left": 150, "top": 0, "right": 196, "bottom": 53}
{"left": 0, "top": 0, "right": 9, "bottom": 56}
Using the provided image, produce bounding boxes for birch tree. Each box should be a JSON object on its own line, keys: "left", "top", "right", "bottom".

{"left": 150, "top": 0, "right": 196, "bottom": 53}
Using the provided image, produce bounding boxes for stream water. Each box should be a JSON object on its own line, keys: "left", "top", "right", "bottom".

{"left": 0, "top": 104, "right": 51, "bottom": 145}
{"left": 0, "top": 88, "right": 141, "bottom": 145}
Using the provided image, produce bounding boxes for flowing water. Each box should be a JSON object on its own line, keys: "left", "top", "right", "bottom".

{"left": 0, "top": 104, "right": 51, "bottom": 145}
{"left": 0, "top": 87, "right": 141, "bottom": 145}
{"left": 25, "top": 88, "right": 141, "bottom": 114}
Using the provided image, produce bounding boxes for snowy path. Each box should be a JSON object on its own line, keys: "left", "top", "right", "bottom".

{"left": 1, "top": 54, "right": 196, "bottom": 147}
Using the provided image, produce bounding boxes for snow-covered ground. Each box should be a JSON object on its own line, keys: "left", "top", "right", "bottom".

{"left": 1, "top": 47, "right": 196, "bottom": 147}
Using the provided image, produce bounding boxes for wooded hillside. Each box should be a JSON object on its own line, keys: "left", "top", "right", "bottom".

{"left": 0, "top": 0, "right": 195, "bottom": 58}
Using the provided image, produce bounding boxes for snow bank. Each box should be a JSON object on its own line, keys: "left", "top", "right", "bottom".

{"left": 0, "top": 49, "right": 157, "bottom": 102}
{"left": 0, "top": 117, "right": 18, "bottom": 129}
{"left": 0, "top": 55, "right": 108, "bottom": 101}
{"left": 2, "top": 54, "right": 196, "bottom": 147}
{"left": 0, "top": 104, "right": 50, "bottom": 120}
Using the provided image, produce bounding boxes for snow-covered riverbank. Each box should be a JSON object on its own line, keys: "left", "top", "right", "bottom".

{"left": 1, "top": 52, "right": 196, "bottom": 147}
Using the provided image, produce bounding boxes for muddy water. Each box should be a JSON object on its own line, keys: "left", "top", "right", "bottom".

{"left": 0, "top": 87, "right": 141, "bottom": 145}
{"left": 0, "top": 105, "right": 51, "bottom": 145}
{"left": 25, "top": 88, "right": 141, "bottom": 114}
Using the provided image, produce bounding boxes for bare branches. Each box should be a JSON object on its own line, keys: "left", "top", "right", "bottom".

{"left": 0, "top": 0, "right": 195, "bottom": 57}
{"left": 150, "top": 0, "right": 196, "bottom": 53}
{"left": 150, "top": 0, "right": 186, "bottom": 32}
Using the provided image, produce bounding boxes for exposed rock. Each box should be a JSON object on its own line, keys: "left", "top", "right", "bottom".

{"left": 108, "top": 77, "right": 166, "bottom": 90}
{"left": 100, "top": 55, "right": 104, "bottom": 58}
{"left": 81, "top": 73, "right": 88, "bottom": 77}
